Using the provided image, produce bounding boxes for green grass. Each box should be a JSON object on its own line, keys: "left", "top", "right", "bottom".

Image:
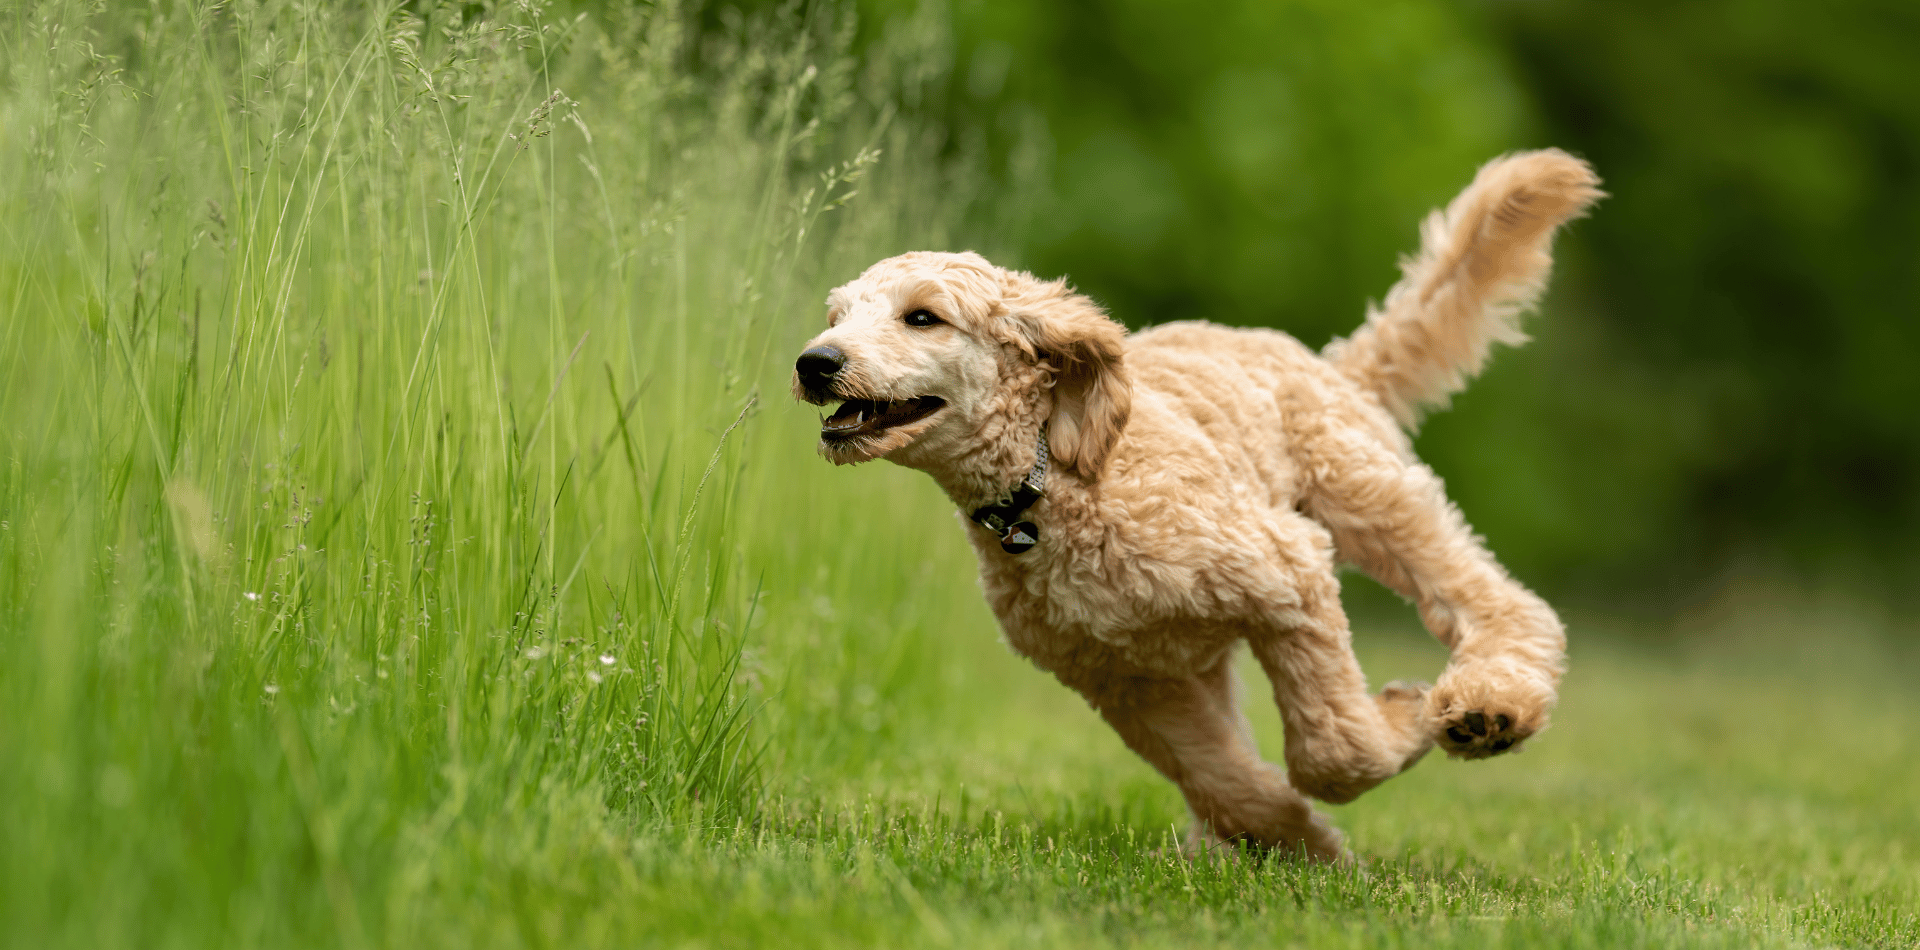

{"left": 2, "top": 2, "right": 1916, "bottom": 948}
{"left": 727, "top": 611, "right": 1920, "bottom": 949}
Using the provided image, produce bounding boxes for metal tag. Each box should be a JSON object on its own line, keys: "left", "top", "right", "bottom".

{"left": 999, "top": 521, "right": 1039, "bottom": 554}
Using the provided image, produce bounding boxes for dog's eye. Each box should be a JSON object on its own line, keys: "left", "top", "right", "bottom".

{"left": 903, "top": 309, "right": 943, "bottom": 328}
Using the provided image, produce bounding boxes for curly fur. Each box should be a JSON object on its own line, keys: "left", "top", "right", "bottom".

{"left": 794, "top": 150, "right": 1603, "bottom": 862}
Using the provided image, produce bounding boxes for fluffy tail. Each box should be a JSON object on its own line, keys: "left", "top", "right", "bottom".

{"left": 1324, "top": 149, "right": 1604, "bottom": 430}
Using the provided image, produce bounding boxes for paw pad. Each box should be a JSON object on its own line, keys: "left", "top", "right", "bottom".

{"left": 1437, "top": 708, "right": 1527, "bottom": 759}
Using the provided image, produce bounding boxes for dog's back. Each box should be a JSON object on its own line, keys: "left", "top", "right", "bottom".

{"left": 1113, "top": 321, "right": 1405, "bottom": 502}
{"left": 1104, "top": 150, "right": 1602, "bottom": 505}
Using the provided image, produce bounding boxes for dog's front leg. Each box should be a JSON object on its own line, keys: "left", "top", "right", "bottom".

{"left": 1067, "top": 658, "right": 1347, "bottom": 862}
{"left": 1304, "top": 429, "right": 1567, "bottom": 760}
{"left": 1247, "top": 617, "right": 1435, "bottom": 802}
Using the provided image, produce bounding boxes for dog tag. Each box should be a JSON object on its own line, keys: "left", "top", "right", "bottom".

{"left": 1000, "top": 522, "right": 1039, "bottom": 554}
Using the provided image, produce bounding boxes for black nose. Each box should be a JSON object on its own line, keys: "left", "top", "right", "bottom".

{"left": 795, "top": 346, "right": 847, "bottom": 389}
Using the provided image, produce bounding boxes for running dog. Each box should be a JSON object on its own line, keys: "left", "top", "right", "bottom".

{"left": 792, "top": 150, "right": 1602, "bottom": 860}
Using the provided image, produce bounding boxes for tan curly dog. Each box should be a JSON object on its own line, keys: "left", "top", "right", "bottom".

{"left": 793, "top": 149, "right": 1604, "bottom": 861}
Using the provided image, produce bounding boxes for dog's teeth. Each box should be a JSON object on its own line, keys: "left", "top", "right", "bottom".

{"left": 855, "top": 410, "right": 865, "bottom": 424}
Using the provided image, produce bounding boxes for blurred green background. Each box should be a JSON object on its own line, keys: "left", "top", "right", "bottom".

{"left": 849, "top": 0, "right": 1920, "bottom": 612}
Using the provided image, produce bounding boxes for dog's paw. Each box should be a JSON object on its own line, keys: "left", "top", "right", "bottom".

{"left": 1377, "top": 679, "right": 1429, "bottom": 719}
{"left": 1176, "top": 823, "right": 1251, "bottom": 865}
{"left": 1425, "top": 664, "right": 1555, "bottom": 760}
{"left": 1376, "top": 680, "right": 1436, "bottom": 769}
{"left": 1177, "top": 820, "right": 1350, "bottom": 865}
{"left": 1433, "top": 706, "right": 1529, "bottom": 758}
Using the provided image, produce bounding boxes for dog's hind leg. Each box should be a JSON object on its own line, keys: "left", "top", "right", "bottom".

{"left": 1076, "top": 658, "right": 1347, "bottom": 862}
{"left": 1245, "top": 553, "right": 1435, "bottom": 804}
{"left": 1302, "top": 424, "right": 1567, "bottom": 760}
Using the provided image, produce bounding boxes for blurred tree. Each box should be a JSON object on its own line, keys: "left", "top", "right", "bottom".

{"left": 1488, "top": 0, "right": 1920, "bottom": 604}
{"left": 932, "top": 0, "right": 1533, "bottom": 345}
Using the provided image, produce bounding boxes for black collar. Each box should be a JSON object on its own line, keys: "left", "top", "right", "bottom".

{"left": 969, "top": 429, "right": 1048, "bottom": 555}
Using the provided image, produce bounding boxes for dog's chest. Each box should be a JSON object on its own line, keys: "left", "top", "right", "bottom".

{"left": 970, "top": 538, "right": 1262, "bottom": 680}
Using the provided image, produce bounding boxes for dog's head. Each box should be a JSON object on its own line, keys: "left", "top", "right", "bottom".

{"left": 792, "top": 251, "right": 1131, "bottom": 482}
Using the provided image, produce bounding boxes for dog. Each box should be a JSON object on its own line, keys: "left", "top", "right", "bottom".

{"left": 792, "top": 150, "right": 1602, "bottom": 861}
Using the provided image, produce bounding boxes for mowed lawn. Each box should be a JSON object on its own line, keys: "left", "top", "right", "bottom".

{"left": 630, "top": 586, "right": 1920, "bottom": 950}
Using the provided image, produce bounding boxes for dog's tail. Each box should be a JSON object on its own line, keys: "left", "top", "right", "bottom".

{"left": 1324, "top": 149, "right": 1603, "bottom": 430}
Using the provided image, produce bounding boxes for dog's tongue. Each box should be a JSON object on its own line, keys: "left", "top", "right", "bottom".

{"left": 825, "top": 398, "right": 884, "bottom": 432}
{"left": 824, "top": 397, "right": 943, "bottom": 435}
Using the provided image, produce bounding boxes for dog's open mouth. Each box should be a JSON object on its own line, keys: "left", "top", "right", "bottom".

{"left": 820, "top": 396, "right": 945, "bottom": 443}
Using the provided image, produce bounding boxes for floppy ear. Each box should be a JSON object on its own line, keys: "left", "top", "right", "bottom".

{"left": 1003, "top": 276, "right": 1132, "bottom": 480}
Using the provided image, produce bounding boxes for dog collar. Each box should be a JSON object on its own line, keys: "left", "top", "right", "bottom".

{"left": 969, "top": 428, "right": 1048, "bottom": 555}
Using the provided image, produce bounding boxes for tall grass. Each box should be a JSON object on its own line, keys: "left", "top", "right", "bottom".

{"left": 0, "top": 1, "right": 987, "bottom": 943}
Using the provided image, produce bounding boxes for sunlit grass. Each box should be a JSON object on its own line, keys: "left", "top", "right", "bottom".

{"left": 0, "top": 0, "right": 969, "bottom": 943}
{"left": 601, "top": 603, "right": 1920, "bottom": 949}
